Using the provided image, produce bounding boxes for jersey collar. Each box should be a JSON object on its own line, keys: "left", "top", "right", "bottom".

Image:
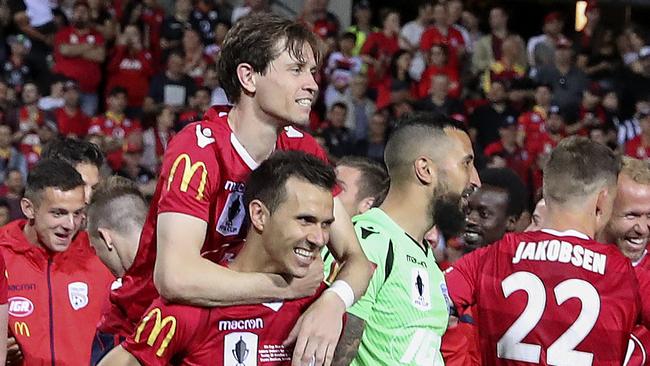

{"left": 540, "top": 228, "right": 590, "bottom": 240}
{"left": 229, "top": 133, "right": 260, "bottom": 170}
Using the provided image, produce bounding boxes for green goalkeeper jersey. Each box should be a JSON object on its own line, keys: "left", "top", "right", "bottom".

{"left": 347, "top": 208, "right": 450, "bottom": 366}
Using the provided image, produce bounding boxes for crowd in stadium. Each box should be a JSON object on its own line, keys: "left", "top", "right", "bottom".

{"left": 0, "top": 0, "right": 650, "bottom": 365}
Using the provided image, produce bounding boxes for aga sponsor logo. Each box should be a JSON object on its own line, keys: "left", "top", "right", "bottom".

{"left": 8, "top": 297, "right": 34, "bottom": 317}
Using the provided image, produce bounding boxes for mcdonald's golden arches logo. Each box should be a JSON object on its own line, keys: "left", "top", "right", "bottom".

{"left": 166, "top": 154, "right": 207, "bottom": 200}
{"left": 14, "top": 322, "right": 30, "bottom": 337}
{"left": 134, "top": 308, "right": 177, "bottom": 357}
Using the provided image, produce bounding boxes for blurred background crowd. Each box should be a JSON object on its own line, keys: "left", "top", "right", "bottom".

{"left": 1, "top": 0, "right": 650, "bottom": 224}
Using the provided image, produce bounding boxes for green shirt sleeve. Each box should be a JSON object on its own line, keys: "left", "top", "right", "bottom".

{"left": 347, "top": 221, "right": 389, "bottom": 321}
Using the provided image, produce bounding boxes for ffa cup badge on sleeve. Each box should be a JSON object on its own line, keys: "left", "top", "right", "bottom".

{"left": 68, "top": 282, "right": 89, "bottom": 310}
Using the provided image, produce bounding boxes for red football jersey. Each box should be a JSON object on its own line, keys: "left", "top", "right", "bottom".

{"left": 123, "top": 284, "right": 327, "bottom": 365}
{"left": 446, "top": 229, "right": 650, "bottom": 365}
{"left": 53, "top": 27, "right": 105, "bottom": 92}
{"left": 517, "top": 109, "right": 546, "bottom": 148}
{"left": 101, "top": 107, "right": 334, "bottom": 337}
{"left": 625, "top": 136, "right": 650, "bottom": 161}
{"left": 625, "top": 252, "right": 650, "bottom": 366}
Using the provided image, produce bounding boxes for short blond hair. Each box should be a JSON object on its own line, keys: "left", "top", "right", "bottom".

{"left": 621, "top": 156, "right": 650, "bottom": 185}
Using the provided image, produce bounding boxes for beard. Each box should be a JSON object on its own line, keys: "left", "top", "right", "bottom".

{"left": 431, "top": 180, "right": 466, "bottom": 240}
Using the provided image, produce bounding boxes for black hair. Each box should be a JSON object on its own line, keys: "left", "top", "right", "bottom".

{"left": 24, "top": 159, "right": 84, "bottom": 203}
{"left": 41, "top": 138, "right": 104, "bottom": 168}
{"left": 244, "top": 151, "right": 336, "bottom": 216}
{"left": 479, "top": 167, "right": 528, "bottom": 218}
{"left": 337, "top": 155, "right": 389, "bottom": 207}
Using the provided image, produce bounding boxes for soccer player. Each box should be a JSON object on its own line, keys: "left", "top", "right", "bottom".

{"left": 332, "top": 113, "right": 480, "bottom": 365}
{"left": 85, "top": 176, "right": 148, "bottom": 364}
{"left": 599, "top": 156, "right": 650, "bottom": 365}
{"left": 446, "top": 136, "right": 650, "bottom": 364}
{"left": 99, "top": 151, "right": 341, "bottom": 365}
{"left": 442, "top": 167, "right": 527, "bottom": 366}
{"left": 1, "top": 160, "right": 113, "bottom": 365}
{"left": 107, "top": 13, "right": 372, "bottom": 366}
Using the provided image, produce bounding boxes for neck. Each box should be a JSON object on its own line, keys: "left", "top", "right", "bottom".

{"left": 64, "top": 104, "right": 76, "bottom": 113}
{"left": 493, "top": 28, "right": 507, "bottom": 38}
{"left": 22, "top": 222, "right": 40, "bottom": 248}
{"left": 229, "top": 234, "right": 276, "bottom": 274}
{"left": 380, "top": 184, "right": 433, "bottom": 243}
{"left": 228, "top": 103, "right": 279, "bottom": 163}
{"left": 446, "top": 246, "right": 465, "bottom": 264}
{"left": 556, "top": 61, "right": 571, "bottom": 72}
{"left": 543, "top": 202, "right": 597, "bottom": 239}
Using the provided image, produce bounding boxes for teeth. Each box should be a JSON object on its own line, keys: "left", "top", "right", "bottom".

{"left": 294, "top": 248, "right": 312, "bottom": 258}
{"left": 627, "top": 238, "right": 645, "bottom": 245}
{"left": 296, "top": 99, "right": 311, "bottom": 106}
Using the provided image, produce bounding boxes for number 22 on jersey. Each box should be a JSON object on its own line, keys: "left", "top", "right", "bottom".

{"left": 497, "top": 271, "right": 600, "bottom": 365}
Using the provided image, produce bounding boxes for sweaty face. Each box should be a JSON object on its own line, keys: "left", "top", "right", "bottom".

{"left": 463, "top": 187, "right": 510, "bottom": 251}
{"left": 262, "top": 178, "right": 334, "bottom": 278}
{"left": 27, "top": 187, "right": 86, "bottom": 252}
{"left": 336, "top": 165, "right": 362, "bottom": 217}
{"left": 254, "top": 41, "right": 318, "bottom": 126}
{"left": 604, "top": 174, "right": 650, "bottom": 262}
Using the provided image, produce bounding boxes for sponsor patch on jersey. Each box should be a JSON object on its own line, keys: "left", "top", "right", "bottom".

{"left": 411, "top": 268, "right": 432, "bottom": 311}
{"left": 68, "top": 282, "right": 89, "bottom": 310}
{"left": 225, "top": 332, "right": 258, "bottom": 366}
{"left": 217, "top": 192, "right": 246, "bottom": 236}
{"left": 8, "top": 297, "right": 34, "bottom": 317}
{"left": 195, "top": 124, "right": 216, "bottom": 148}
{"left": 284, "top": 126, "right": 304, "bottom": 138}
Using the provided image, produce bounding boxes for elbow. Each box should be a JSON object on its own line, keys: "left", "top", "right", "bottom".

{"left": 153, "top": 265, "right": 188, "bottom": 302}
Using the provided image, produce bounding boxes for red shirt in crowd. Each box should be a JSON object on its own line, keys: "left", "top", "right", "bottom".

{"left": 420, "top": 26, "right": 465, "bottom": 70}
{"left": 53, "top": 26, "right": 105, "bottom": 93}
{"left": 106, "top": 45, "right": 155, "bottom": 108}
{"left": 418, "top": 64, "right": 461, "bottom": 99}
{"left": 88, "top": 112, "right": 142, "bottom": 171}
{"left": 1, "top": 220, "right": 114, "bottom": 366}
{"left": 484, "top": 141, "right": 531, "bottom": 185}
{"left": 53, "top": 107, "right": 90, "bottom": 138}
{"left": 445, "top": 229, "right": 649, "bottom": 365}
{"left": 123, "top": 283, "right": 329, "bottom": 365}
{"left": 100, "top": 107, "right": 335, "bottom": 337}
{"left": 625, "top": 136, "right": 650, "bottom": 160}
{"left": 360, "top": 31, "right": 400, "bottom": 88}
{"left": 517, "top": 107, "right": 547, "bottom": 149}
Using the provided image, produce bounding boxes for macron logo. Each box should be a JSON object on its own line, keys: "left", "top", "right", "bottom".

{"left": 195, "top": 124, "right": 216, "bottom": 148}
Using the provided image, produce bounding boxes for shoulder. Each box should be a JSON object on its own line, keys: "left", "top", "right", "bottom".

{"left": 278, "top": 125, "right": 326, "bottom": 154}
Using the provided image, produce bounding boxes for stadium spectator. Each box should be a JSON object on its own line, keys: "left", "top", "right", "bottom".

{"left": 414, "top": 74, "right": 463, "bottom": 116}
{"left": 579, "top": 28, "right": 620, "bottom": 88}
{"left": 481, "top": 35, "right": 526, "bottom": 94}
{"left": 37, "top": 74, "right": 65, "bottom": 111}
{"left": 182, "top": 28, "right": 212, "bottom": 85}
{"left": 87, "top": 0, "right": 116, "bottom": 42}
{"left": 143, "top": 50, "right": 196, "bottom": 113}
{"left": 190, "top": 0, "right": 221, "bottom": 46}
{"left": 321, "top": 102, "right": 355, "bottom": 159}
{"left": 100, "top": 151, "right": 342, "bottom": 365}
{"left": 360, "top": 8, "right": 401, "bottom": 91}
{"left": 9, "top": 82, "right": 44, "bottom": 169}
{"left": 356, "top": 111, "right": 389, "bottom": 163}
{"left": 117, "top": 145, "right": 156, "bottom": 196}
{"left": 445, "top": 136, "right": 649, "bottom": 364}
{"left": 141, "top": 105, "right": 175, "bottom": 173}
{"left": 447, "top": 0, "right": 470, "bottom": 51}
{"left": 177, "top": 86, "right": 212, "bottom": 129}
{"left": 105, "top": 16, "right": 372, "bottom": 366}
{"left": 160, "top": 0, "right": 192, "bottom": 56}
{"left": 0, "top": 198, "right": 9, "bottom": 226}
{"left": 621, "top": 45, "right": 650, "bottom": 118}
{"left": 376, "top": 50, "right": 417, "bottom": 110}
{"left": 626, "top": 107, "right": 650, "bottom": 160}
{"left": 401, "top": 1, "right": 433, "bottom": 52}
{"left": 483, "top": 116, "right": 530, "bottom": 185}
{"left": 418, "top": 43, "right": 460, "bottom": 99}
{"left": 341, "top": 75, "right": 375, "bottom": 142}
{"left": 470, "top": 80, "right": 519, "bottom": 151}
{"left": 324, "top": 32, "right": 362, "bottom": 110}
{"left": 41, "top": 137, "right": 105, "bottom": 204}
{"left": 333, "top": 113, "right": 480, "bottom": 365}
{"left": 53, "top": 80, "right": 89, "bottom": 138}
{"left": 2, "top": 169, "right": 25, "bottom": 222}
{"left": 300, "top": 0, "right": 340, "bottom": 40}
{"left": 1, "top": 159, "right": 113, "bottom": 366}
{"left": 2, "top": 34, "right": 33, "bottom": 94}
{"left": 568, "top": 82, "right": 607, "bottom": 135}
{"left": 106, "top": 24, "right": 154, "bottom": 117}
{"left": 472, "top": 6, "right": 525, "bottom": 76}
{"left": 347, "top": 1, "right": 376, "bottom": 56}
{"left": 517, "top": 83, "right": 553, "bottom": 149}
{"left": 527, "top": 11, "right": 567, "bottom": 70}
{"left": 420, "top": 2, "right": 465, "bottom": 72}
{"left": 52, "top": 0, "right": 106, "bottom": 117}
{"left": 0, "top": 125, "right": 27, "bottom": 185}
{"left": 534, "top": 38, "right": 589, "bottom": 112}
{"left": 231, "top": 0, "right": 270, "bottom": 24}
{"left": 460, "top": 8, "right": 482, "bottom": 54}
{"left": 89, "top": 87, "right": 143, "bottom": 172}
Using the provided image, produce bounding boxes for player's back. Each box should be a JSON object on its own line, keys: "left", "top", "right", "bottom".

{"left": 448, "top": 229, "right": 641, "bottom": 365}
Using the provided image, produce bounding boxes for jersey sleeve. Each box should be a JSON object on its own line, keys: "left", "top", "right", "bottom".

{"left": 444, "top": 245, "right": 488, "bottom": 313}
{"left": 347, "top": 221, "right": 389, "bottom": 322}
{"left": 0, "top": 253, "right": 6, "bottom": 304}
{"left": 123, "top": 298, "right": 208, "bottom": 366}
{"left": 156, "top": 123, "right": 220, "bottom": 222}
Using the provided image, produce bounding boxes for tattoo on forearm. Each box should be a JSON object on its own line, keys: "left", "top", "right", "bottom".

{"left": 331, "top": 314, "right": 365, "bottom": 366}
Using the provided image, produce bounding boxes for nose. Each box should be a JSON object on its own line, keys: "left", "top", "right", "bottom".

{"left": 307, "top": 226, "right": 327, "bottom": 248}
{"left": 62, "top": 213, "right": 75, "bottom": 231}
{"left": 469, "top": 165, "right": 481, "bottom": 189}
{"left": 636, "top": 217, "right": 650, "bottom": 237}
{"left": 465, "top": 209, "right": 480, "bottom": 226}
{"left": 304, "top": 72, "right": 319, "bottom": 96}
